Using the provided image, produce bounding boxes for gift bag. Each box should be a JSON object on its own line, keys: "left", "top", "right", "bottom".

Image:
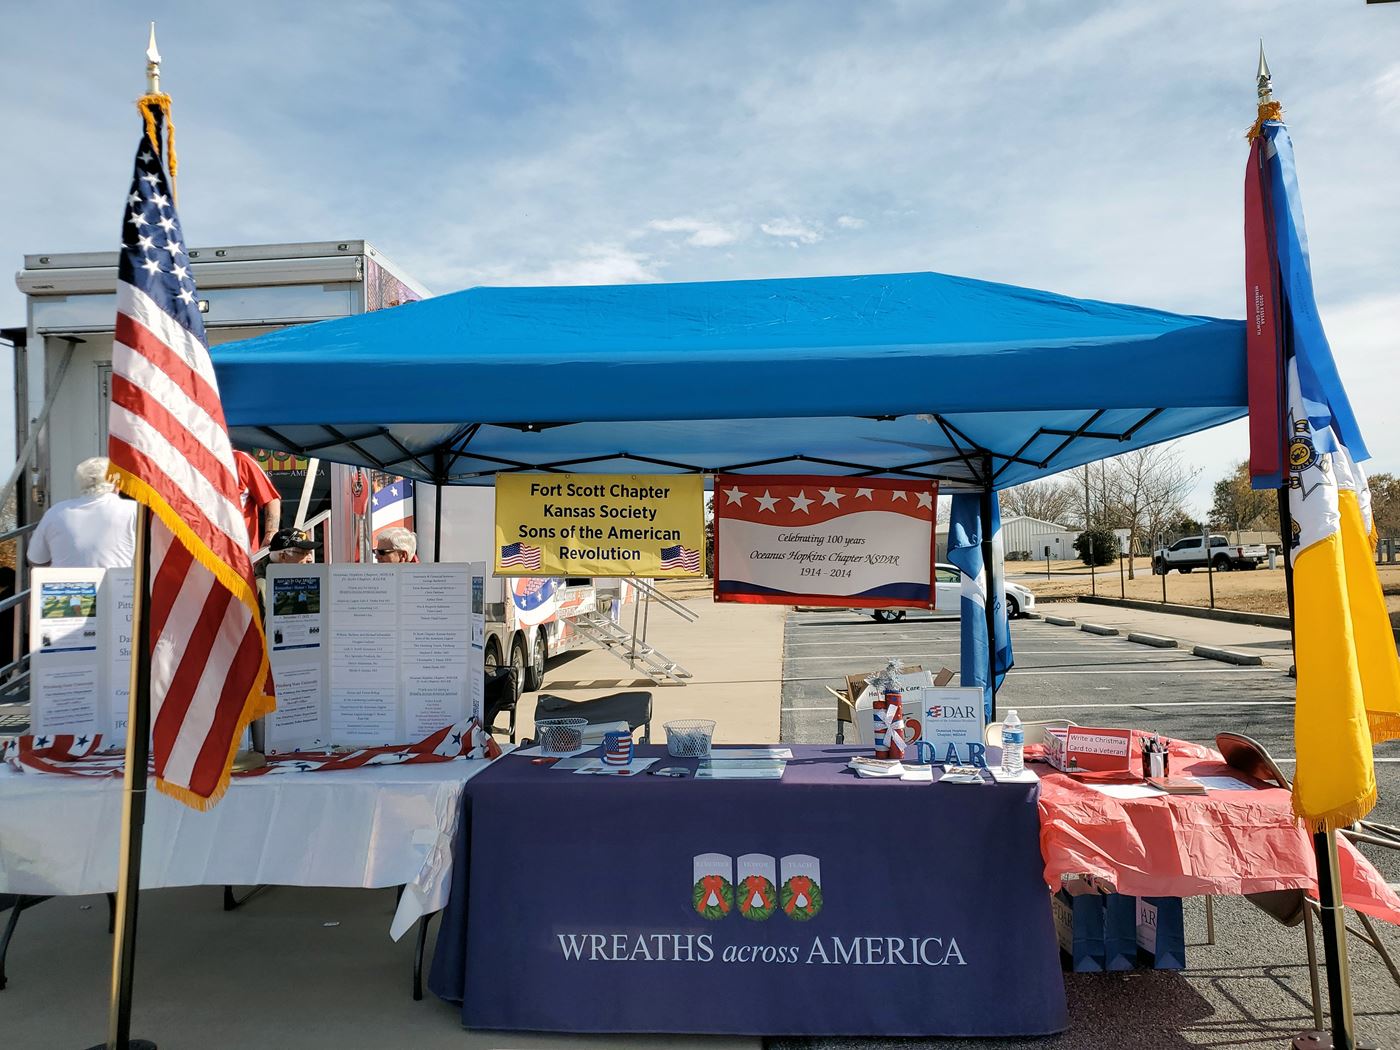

{"left": 1052, "top": 889, "right": 1106, "bottom": 972}
{"left": 1135, "top": 896, "right": 1186, "bottom": 970}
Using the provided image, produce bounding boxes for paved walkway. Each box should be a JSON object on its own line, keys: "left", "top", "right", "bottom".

{"left": 513, "top": 595, "right": 785, "bottom": 743}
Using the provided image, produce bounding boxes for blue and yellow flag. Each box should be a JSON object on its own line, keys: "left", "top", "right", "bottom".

{"left": 947, "top": 492, "right": 1013, "bottom": 720}
{"left": 1248, "top": 118, "right": 1400, "bottom": 831}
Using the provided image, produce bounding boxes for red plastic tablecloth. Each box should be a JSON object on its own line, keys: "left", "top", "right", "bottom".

{"left": 1035, "top": 739, "right": 1400, "bottom": 925}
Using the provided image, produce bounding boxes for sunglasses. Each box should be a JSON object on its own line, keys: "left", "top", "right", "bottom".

{"left": 374, "top": 547, "right": 407, "bottom": 560}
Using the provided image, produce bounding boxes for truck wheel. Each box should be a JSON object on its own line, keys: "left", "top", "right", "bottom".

{"left": 872, "top": 609, "right": 905, "bottom": 623}
{"left": 524, "top": 628, "right": 547, "bottom": 692}
{"left": 1006, "top": 595, "right": 1020, "bottom": 619}
{"left": 1244, "top": 561, "right": 1259, "bottom": 571}
{"left": 1179, "top": 566, "right": 1192, "bottom": 574}
{"left": 1213, "top": 555, "right": 1232, "bottom": 572}
{"left": 484, "top": 637, "right": 502, "bottom": 675}
{"left": 1152, "top": 559, "right": 1165, "bottom": 576}
{"left": 510, "top": 636, "right": 529, "bottom": 696}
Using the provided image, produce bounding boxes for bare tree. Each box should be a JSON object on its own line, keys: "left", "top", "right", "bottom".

{"left": 1106, "top": 444, "right": 1198, "bottom": 579}
{"left": 999, "top": 477, "right": 1079, "bottom": 526}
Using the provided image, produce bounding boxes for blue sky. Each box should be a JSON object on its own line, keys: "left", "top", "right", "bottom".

{"left": 3, "top": 1, "right": 1398, "bottom": 511}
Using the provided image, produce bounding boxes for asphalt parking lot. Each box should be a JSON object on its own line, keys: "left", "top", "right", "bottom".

{"left": 775, "top": 609, "right": 1400, "bottom": 1050}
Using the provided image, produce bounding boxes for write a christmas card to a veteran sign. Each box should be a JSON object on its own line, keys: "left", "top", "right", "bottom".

{"left": 494, "top": 473, "right": 705, "bottom": 577}
{"left": 713, "top": 475, "right": 937, "bottom": 607}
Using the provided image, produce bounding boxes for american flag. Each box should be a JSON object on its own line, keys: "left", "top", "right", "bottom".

{"left": 106, "top": 101, "right": 274, "bottom": 809}
{"left": 500, "top": 542, "right": 542, "bottom": 569}
{"left": 371, "top": 477, "right": 415, "bottom": 536}
{"left": 660, "top": 544, "right": 701, "bottom": 572}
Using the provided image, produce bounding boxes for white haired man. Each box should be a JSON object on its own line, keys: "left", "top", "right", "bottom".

{"left": 27, "top": 457, "right": 137, "bottom": 568}
{"left": 374, "top": 526, "right": 417, "bottom": 563}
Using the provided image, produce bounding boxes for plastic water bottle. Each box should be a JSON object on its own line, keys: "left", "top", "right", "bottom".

{"left": 1001, "top": 709, "right": 1025, "bottom": 776}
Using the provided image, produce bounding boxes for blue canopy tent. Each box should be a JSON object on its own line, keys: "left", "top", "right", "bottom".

{"left": 213, "top": 270, "right": 1246, "bottom": 493}
{"left": 213, "top": 269, "right": 1246, "bottom": 717}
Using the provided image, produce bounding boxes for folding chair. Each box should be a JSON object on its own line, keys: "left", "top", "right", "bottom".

{"left": 532, "top": 691, "right": 654, "bottom": 744}
{"left": 1216, "top": 731, "right": 1400, "bottom": 1030}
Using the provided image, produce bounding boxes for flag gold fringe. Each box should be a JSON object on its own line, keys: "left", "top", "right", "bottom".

{"left": 108, "top": 464, "right": 276, "bottom": 809}
{"left": 1246, "top": 100, "right": 1284, "bottom": 142}
{"left": 136, "top": 92, "right": 178, "bottom": 201}
{"left": 1293, "top": 783, "right": 1378, "bottom": 835}
{"left": 1369, "top": 710, "right": 1400, "bottom": 746}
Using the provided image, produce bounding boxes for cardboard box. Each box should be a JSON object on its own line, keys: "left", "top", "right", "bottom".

{"left": 1044, "top": 726, "right": 1136, "bottom": 774}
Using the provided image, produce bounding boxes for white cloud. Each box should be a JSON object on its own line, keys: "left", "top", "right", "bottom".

{"left": 646, "top": 217, "right": 739, "bottom": 247}
{"left": 759, "top": 218, "right": 824, "bottom": 245}
{"left": 465, "top": 244, "right": 659, "bottom": 287}
{"left": 1374, "top": 65, "right": 1400, "bottom": 115}
{"left": 835, "top": 215, "right": 866, "bottom": 230}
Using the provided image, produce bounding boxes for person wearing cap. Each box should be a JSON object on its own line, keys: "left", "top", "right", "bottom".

{"left": 267, "top": 527, "right": 320, "bottom": 565}
{"left": 374, "top": 526, "right": 418, "bottom": 563}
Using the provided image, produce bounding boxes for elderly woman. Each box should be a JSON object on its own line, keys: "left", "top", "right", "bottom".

{"left": 374, "top": 526, "right": 418, "bottom": 563}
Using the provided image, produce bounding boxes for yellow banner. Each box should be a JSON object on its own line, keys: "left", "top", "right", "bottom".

{"left": 494, "top": 474, "right": 706, "bottom": 577}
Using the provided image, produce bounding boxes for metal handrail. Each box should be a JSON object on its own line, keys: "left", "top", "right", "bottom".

{"left": 626, "top": 577, "right": 700, "bottom": 623}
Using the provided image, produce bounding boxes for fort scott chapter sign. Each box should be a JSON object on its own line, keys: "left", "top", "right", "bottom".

{"left": 494, "top": 474, "right": 705, "bottom": 578}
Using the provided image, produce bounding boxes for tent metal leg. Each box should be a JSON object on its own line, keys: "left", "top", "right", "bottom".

{"left": 1204, "top": 895, "right": 1215, "bottom": 945}
{"left": 978, "top": 483, "right": 997, "bottom": 721}
{"left": 106, "top": 892, "right": 117, "bottom": 934}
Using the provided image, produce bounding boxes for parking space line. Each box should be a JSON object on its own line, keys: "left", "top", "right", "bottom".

{"left": 1009, "top": 668, "right": 1280, "bottom": 675}
{"left": 1013, "top": 700, "right": 1293, "bottom": 709}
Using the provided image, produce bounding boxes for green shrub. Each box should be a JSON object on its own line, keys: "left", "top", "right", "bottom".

{"left": 1073, "top": 527, "right": 1119, "bottom": 566}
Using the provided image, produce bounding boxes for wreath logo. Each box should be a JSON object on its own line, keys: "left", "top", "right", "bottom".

{"left": 692, "top": 853, "right": 823, "bottom": 921}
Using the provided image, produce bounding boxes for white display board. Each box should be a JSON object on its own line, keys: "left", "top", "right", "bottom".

{"left": 28, "top": 567, "right": 134, "bottom": 742}
{"left": 264, "top": 561, "right": 485, "bottom": 753}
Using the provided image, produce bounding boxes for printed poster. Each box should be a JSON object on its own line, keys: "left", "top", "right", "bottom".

{"left": 264, "top": 561, "right": 484, "bottom": 752}
{"left": 265, "top": 565, "right": 330, "bottom": 753}
{"left": 28, "top": 567, "right": 134, "bottom": 742}
{"left": 713, "top": 475, "right": 936, "bottom": 608}
{"left": 494, "top": 473, "right": 705, "bottom": 578}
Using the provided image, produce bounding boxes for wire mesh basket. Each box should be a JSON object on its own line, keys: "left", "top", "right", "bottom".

{"left": 534, "top": 717, "right": 587, "bottom": 757}
{"left": 664, "top": 719, "right": 716, "bottom": 758}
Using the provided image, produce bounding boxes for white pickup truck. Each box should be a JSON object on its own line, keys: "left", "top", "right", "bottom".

{"left": 1152, "top": 535, "right": 1268, "bottom": 574}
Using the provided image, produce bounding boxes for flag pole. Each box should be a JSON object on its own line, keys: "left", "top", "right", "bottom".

{"left": 1257, "top": 45, "right": 1366, "bottom": 1050}
{"left": 87, "top": 26, "right": 162, "bottom": 1050}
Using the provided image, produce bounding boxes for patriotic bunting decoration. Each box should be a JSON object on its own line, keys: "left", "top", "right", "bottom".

{"left": 2, "top": 719, "right": 500, "bottom": 779}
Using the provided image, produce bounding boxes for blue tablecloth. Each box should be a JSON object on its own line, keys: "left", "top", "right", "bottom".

{"left": 428, "top": 745, "right": 1066, "bottom": 1036}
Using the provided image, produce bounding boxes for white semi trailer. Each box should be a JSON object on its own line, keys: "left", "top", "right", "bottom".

{"left": 8, "top": 240, "right": 687, "bottom": 703}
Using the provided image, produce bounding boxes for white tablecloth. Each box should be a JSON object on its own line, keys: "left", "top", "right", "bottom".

{"left": 0, "top": 758, "right": 500, "bottom": 939}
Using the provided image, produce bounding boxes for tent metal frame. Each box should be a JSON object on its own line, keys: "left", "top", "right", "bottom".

{"left": 234, "top": 404, "right": 1173, "bottom": 493}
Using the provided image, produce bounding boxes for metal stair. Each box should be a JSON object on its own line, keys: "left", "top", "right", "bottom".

{"left": 573, "top": 611, "right": 693, "bottom": 684}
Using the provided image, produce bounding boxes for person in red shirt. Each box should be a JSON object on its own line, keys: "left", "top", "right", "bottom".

{"left": 234, "top": 451, "right": 281, "bottom": 551}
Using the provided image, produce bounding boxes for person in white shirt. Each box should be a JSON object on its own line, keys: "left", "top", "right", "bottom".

{"left": 27, "top": 457, "right": 137, "bottom": 568}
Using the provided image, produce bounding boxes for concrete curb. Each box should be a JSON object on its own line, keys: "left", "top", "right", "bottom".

{"left": 1079, "top": 594, "right": 1292, "bottom": 630}
{"left": 1127, "top": 632, "right": 1177, "bottom": 648}
{"left": 1080, "top": 623, "right": 1119, "bottom": 637}
{"left": 1192, "top": 644, "right": 1264, "bottom": 667}
{"left": 1044, "top": 615, "right": 1076, "bottom": 627}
